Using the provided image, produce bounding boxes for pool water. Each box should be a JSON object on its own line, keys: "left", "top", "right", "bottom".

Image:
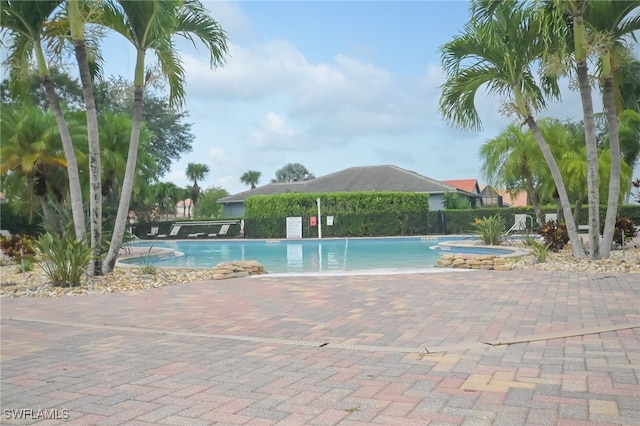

{"left": 124, "top": 237, "right": 499, "bottom": 274}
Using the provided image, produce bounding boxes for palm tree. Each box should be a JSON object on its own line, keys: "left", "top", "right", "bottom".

{"left": 185, "top": 162, "right": 209, "bottom": 217}
{"left": 240, "top": 170, "right": 261, "bottom": 189}
{"left": 0, "top": 106, "right": 69, "bottom": 222}
{"left": 101, "top": 0, "right": 228, "bottom": 273}
{"left": 152, "top": 182, "right": 181, "bottom": 220}
{"left": 439, "top": 1, "right": 586, "bottom": 257}
{"left": 479, "top": 124, "right": 551, "bottom": 226}
{"left": 272, "top": 163, "right": 315, "bottom": 183}
{"left": 584, "top": 0, "right": 640, "bottom": 257}
{"left": 66, "top": 0, "right": 104, "bottom": 273}
{"left": 0, "top": 0, "right": 86, "bottom": 240}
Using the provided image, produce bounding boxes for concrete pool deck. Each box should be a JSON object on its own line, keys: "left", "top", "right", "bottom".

{"left": 2, "top": 269, "right": 639, "bottom": 424}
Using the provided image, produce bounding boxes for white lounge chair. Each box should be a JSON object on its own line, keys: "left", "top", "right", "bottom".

{"left": 147, "top": 226, "right": 159, "bottom": 238}
{"left": 208, "top": 224, "right": 230, "bottom": 238}
{"left": 545, "top": 213, "right": 557, "bottom": 223}
{"left": 506, "top": 214, "right": 531, "bottom": 234}
{"left": 187, "top": 232, "right": 205, "bottom": 238}
{"left": 0, "top": 229, "right": 11, "bottom": 238}
{"left": 168, "top": 225, "right": 181, "bottom": 238}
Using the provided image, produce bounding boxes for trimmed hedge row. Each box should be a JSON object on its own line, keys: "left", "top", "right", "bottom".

{"left": 245, "top": 192, "right": 430, "bottom": 218}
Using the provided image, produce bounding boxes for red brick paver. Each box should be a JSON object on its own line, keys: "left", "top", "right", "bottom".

{"left": 1, "top": 270, "right": 639, "bottom": 424}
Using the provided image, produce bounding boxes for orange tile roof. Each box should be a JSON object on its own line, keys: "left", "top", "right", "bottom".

{"left": 496, "top": 190, "right": 528, "bottom": 207}
{"left": 442, "top": 179, "right": 480, "bottom": 194}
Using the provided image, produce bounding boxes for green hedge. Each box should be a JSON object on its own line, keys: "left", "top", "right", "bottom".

{"left": 244, "top": 212, "right": 434, "bottom": 238}
{"left": 0, "top": 203, "right": 43, "bottom": 236}
{"left": 245, "top": 192, "right": 430, "bottom": 218}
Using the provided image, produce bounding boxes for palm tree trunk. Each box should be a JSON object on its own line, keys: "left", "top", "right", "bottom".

{"left": 573, "top": 195, "right": 584, "bottom": 226}
{"left": 36, "top": 48, "right": 86, "bottom": 241}
{"left": 523, "top": 170, "right": 543, "bottom": 227}
{"left": 103, "top": 54, "right": 145, "bottom": 274}
{"left": 576, "top": 60, "right": 601, "bottom": 259}
{"left": 601, "top": 76, "right": 622, "bottom": 258}
{"left": 74, "top": 40, "right": 102, "bottom": 275}
{"left": 526, "top": 117, "right": 586, "bottom": 258}
{"left": 69, "top": 0, "right": 101, "bottom": 275}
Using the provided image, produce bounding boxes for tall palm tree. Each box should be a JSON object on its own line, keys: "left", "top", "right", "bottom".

{"left": 539, "top": 0, "right": 601, "bottom": 258}
{"left": 67, "top": 0, "right": 103, "bottom": 273}
{"left": 584, "top": 0, "right": 640, "bottom": 257}
{"left": 240, "top": 170, "right": 261, "bottom": 189}
{"left": 439, "top": 1, "right": 586, "bottom": 257}
{"left": 185, "top": 162, "right": 209, "bottom": 217}
{"left": 1, "top": 0, "right": 86, "bottom": 240}
{"left": 101, "top": 0, "right": 228, "bottom": 273}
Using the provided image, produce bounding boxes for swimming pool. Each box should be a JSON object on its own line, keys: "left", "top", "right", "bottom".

{"left": 123, "top": 237, "right": 511, "bottom": 273}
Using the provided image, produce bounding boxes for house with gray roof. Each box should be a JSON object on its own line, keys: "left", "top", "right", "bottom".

{"left": 217, "top": 165, "right": 480, "bottom": 217}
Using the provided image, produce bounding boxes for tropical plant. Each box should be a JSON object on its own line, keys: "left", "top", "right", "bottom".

{"left": 0, "top": 106, "right": 70, "bottom": 222}
{"left": 608, "top": 216, "right": 638, "bottom": 246}
{"left": 272, "top": 163, "right": 315, "bottom": 183}
{"left": 185, "top": 162, "right": 210, "bottom": 216}
{"left": 100, "top": 0, "right": 228, "bottom": 274}
{"left": 36, "top": 202, "right": 91, "bottom": 287}
{"left": 539, "top": 220, "right": 570, "bottom": 252}
{"left": 0, "top": 234, "right": 37, "bottom": 260}
{"left": 472, "top": 215, "right": 505, "bottom": 246}
{"left": 584, "top": 0, "right": 640, "bottom": 257}
{"left": 440, "top": 0, "right": 586, "bottom": 257}
{"left": 0, "top": 0, "right": 86, "bottom": 240}
{"left": 442, "top": 192, "right": 472, "bottom": 210}
{"left": 479, "top": 124, "right": 551, "bottom": 226}
{"left": 240, "top": 170, "right": 261, "bottom": 189}
{"left": 67, "top": 0, "right": 103, "bottom": 274}
{"left": 195, "top": 186, "right": 229, "bottom": 218}
{"left": 524, "top": 236, "right": 551, "bottom": 263}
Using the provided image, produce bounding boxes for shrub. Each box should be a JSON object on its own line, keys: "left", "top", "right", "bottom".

{"left": 472, "top": 214, "right": 505, "bottom": 245}
{"left": 539, "top": 220, "right": 569, "bottom": 252}
{"left": 37, "top": 231, "right": 92, "bottom": 287}
{"left": 524, "top": 237, "right": 551, "bottom": 263}
{"left": 612, "top": 217, "right": 638, "bottom": 246}
{"left": 0, "top": 234, "right": 37, "bottom": 260}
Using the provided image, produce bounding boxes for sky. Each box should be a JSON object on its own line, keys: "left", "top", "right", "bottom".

{"left": 84, "top": 1, "right": 622, "bottom": 195}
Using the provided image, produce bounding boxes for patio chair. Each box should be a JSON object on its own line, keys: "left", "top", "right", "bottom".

{"left": 208, "top": 224, "right": 230, "bottom": 238}
{"left": 506, "top": 214, "right": 531, "bottom": 234}
{"left": 167, "top": 225, "right": 181, "bottom": 238}
{"left": 187, "top": 232, "right": 205, "bottom": 238}
{"left": 147, "top": 226, "right": 159, "bottom": 238}
{"left": 0, "top": 229, "right": 11, "bottom": 239}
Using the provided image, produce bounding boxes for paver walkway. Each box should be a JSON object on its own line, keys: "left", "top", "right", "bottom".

{"left": 1, "top": 270, "right": 639, "bottom": 425}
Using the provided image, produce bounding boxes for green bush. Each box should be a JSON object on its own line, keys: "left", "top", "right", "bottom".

{"left": 524, "top": 237, "right": 551, "bottom": 263}
{"left": 472, "top": 214, "right": 505, "bottom": 245}
{"left": 37, "top": 231, "right": 92, "bottom": 287}
{"left": 539, "top": 220, "right": 569, "bottom": 252}
{"left": 245, "top": 192, "right": 430, "bottom": 218}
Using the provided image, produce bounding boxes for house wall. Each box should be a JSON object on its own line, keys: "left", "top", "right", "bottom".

{"left": 223, "top": 202, "right": 246, "bottom": 217}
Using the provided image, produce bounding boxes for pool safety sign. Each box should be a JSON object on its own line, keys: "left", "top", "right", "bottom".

{"left": 286, "top": 217, "right": 303, "bottom": 239}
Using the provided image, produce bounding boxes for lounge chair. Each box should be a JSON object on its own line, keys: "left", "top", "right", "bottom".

{"left": 167, "top": 225, "right": 181, "bottom": 238}
{"left": 208, "top": 224, "right": 230, "bottom": 238}
{"left": 187, "top": 232, "right": 205, "bottom": 238}
{"left": 147, "top": 226, "right": 159, "bottom": 238}
{"left": 545, "top": 213, "right": 557, "bottom": 223}
{"left": 506, "top": 214, "right": 531, "bottom": 234}
{"left": 0, "top": 229, "right": 11, "bottom": 238}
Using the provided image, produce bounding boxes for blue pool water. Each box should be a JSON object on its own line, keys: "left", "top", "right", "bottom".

{"left": 124, "top": 237, "right": 510, "bottom": 274}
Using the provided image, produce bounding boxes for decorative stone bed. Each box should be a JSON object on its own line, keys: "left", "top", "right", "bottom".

{"left": 210, "top": 260, "right": 267, "bottom": 280}
{"left": 435, "top": 253, "right": 515, "bottom": 270}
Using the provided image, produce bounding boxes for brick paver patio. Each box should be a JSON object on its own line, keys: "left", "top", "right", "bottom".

{"left": 1, "top": 270, "right": 639, "bottom": 425}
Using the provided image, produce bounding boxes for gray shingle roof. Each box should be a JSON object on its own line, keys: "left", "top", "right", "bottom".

{"left": 218, "top": 165, "right": 467, "bottom": 203}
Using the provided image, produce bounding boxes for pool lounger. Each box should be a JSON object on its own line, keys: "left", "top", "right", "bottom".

{"left": 187, "top": 232, "right": 205, "bottom": 238}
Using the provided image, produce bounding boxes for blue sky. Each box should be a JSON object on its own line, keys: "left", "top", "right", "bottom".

{"left": 77, "top": 1, "right": 619, "bottom": 195}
